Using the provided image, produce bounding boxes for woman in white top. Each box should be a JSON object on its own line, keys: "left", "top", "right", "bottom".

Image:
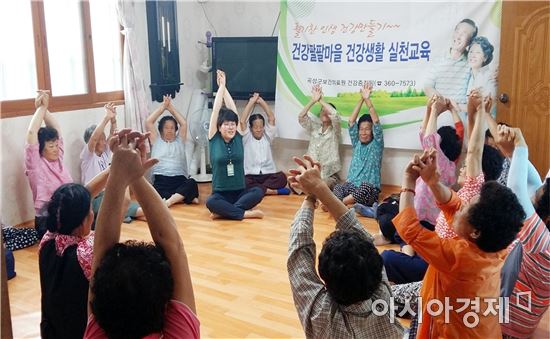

{"left": 145, "top": 95, "right": 198, "bottom": 207}
{"left": 240, "top": 93, "right": 289, "bottom": 195}
{"left": 81, "top": 103, "right": 143, "bottom": 222}
{"left": 467, "top": 36, "right": 496, "bottom": 104}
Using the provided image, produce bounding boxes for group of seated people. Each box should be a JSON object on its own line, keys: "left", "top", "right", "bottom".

{"left": 21, "top": 67, "right": 548, "bottom": 338}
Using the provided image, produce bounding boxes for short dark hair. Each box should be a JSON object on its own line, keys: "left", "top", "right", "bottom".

{"left": 357, "top": 114, "right": 373, "bottom": 131}
{"left": 158, "top": 116, "right": 179, "bottom": 133}
{"left": 46, "top": 183, "right": 91, "bottom": 235}
{"left": 38, "top": 127, "right": 59, "bottom": 155}
{"left": 437, "top": 126, "right": 461, "bottom": 162}
{"left": 84, "top": 124, "right": 97, "bottom": 144}
{"left": 457, "top": 18, "right": 478, "bottom": 44}
{"left": 471, "top": 36, "right": 494, "bottom": 67}
{"left": 468, "top": 181, "right": 525, "bottom": 252}
{"left": 248, "top": 114, "right": 265, "bottom": 128}
{"left": 91, "top": 241, "right": 174, "bottom": 339}
{"left": 535, "top": 178, "right": 550, "bottom": 228}
{"left": 318, "top": 229, "right": 383, "bottom": 306}
{"left": 482, "top": 144, "right": 504, "bottom": 181}
{"left": 216, "top": 108, "right": 239, "bottom": 130}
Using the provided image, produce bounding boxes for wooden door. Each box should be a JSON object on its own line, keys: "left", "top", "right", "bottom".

{"left": 498, "top": 1, "right": 549, "bottom": 177}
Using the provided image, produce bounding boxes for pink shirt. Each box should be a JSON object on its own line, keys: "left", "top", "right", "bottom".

{"left": 24, "top": 138, "right": 73, "bottom": 215}
{"left": 435, "top": 173, "right": 484, "bottom": 239}
{"left": 80, "top": 145, "right": 111, "bottom": 185}
{"left": 84, "top": 300, "right": 200, "bottom": 339}
{"left": 413, "top": 131, "right": 456, "bottom": 225}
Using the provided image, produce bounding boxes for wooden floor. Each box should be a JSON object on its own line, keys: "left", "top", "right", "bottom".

{"left": 6, "top": 183, "right": 549, "bottom": 338}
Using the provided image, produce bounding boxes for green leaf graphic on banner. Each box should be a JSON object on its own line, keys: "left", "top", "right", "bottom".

{"left": 278, "top": 0, "right": 308, "bottom": 104}
{"left": 490, "top": 1, "right": 502, "bottom": 28}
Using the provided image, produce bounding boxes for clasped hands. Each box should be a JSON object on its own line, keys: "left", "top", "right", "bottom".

{"left": 108, "top": 129, "right": 158, "bottom": 186}
{"left": 403, "top": 148, "right": 440, "bottom": 187}
{"left": 288, "top": 155, "right": 325, "bottom": 201}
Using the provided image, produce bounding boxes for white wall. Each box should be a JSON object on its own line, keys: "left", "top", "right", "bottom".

{"left": 1, "top": 0, "right": 417, "bottom": 225}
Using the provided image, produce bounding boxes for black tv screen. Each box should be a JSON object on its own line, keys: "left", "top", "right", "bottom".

{"left": 211, "top": 37, "right": 278, "bottom": 101}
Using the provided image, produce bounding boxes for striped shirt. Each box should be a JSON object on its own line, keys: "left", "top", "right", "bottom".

{"left": 502, "top": 213, "right": 550, "bottom": 338}
{"left": 424, "top": 52, "right": 470, "bottom": 104}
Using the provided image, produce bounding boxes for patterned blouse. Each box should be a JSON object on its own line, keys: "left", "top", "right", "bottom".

{"left": 347, "top": 121, "right": 384, "bottom": 189}
{"left": 39, "top": 230, "right": 94, "bottom": 280}
{"left": 299, "top": 112, "right": 342, "bottom": 179}
{"left": 435, "top": 173, "right": 484, "bottom": 239}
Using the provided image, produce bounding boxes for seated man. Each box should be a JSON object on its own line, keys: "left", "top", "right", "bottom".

{"left": 286, "top": 155, "right": 404, "bottom": 338}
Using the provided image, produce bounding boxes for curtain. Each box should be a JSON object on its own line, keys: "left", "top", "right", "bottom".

{"left": 116, "top": 0, "right": 149, "bottom": 133}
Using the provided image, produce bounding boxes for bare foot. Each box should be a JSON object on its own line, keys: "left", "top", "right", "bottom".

{"left": 373, "top": 233, "right": 391, "bottom": 246}
{"left": 192, "top": 198, "right": 199, "bottom": 204}
{"left": 210, "top": 213, "right": 221, "bottom": 220}
{"left": 401, "top": 245, "right": 415, "bottom": 257}
{"left": 244, "top": 209, "right": 264, "bottom": 219}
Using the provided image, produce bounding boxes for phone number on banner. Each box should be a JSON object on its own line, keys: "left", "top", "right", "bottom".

{"left": 292, "top": 41, "right": 431, "bottom": 63}
{"left": 307, "top": 78, "right": 417, "bottom": 87}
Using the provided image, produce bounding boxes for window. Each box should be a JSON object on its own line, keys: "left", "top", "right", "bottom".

{"left": 0, "top": 0, "right": 123, "bottom": 118}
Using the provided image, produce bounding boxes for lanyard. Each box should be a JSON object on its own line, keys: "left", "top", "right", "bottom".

{"left": 224, "top": 138, "right": 233, "bottom": 164}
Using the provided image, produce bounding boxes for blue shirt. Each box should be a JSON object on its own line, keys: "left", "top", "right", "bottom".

{"left": 347, "top": 122, "right": 384, "bottom": 189}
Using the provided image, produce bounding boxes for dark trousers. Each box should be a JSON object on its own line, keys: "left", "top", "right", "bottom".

{"left": 381, "top": 251, "right": 428, "bottom": 284}
{"left": 35, "top": 216, "right": 48, "bottom": 240}
{"left": 153, "top": 175, "right": 199, "bottom": 204}
{"left": 206, "top": 187, "right": 264, "bottom": 220}
{"left": 245, "top": 171, "right": 287, "bottom": 194}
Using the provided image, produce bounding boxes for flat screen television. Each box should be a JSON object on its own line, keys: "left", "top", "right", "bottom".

{"left": 211, "top": 37, "right": 278, "bottom": 101}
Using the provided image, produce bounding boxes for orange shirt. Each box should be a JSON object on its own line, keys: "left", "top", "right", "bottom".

{"left": 393, "top": 191, "right": 507, "bottom": 339}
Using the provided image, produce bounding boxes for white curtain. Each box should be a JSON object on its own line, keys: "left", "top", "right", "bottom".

{"left": 116, "top": 0, "right": 149, "bottom": 132}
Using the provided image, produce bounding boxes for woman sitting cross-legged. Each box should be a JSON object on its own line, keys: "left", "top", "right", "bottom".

{"left": 205, "top": 70, "right": 264, "bottom": 220}
{"left": 145, "top": 95, "right": 199, "bottom": 207}
{"left": 332, "top": 83, "right": 383, "bottom": 212}
{"left": 84, "top": 129, "right": 199, "bottom": 338}
{"left": 25, "top": 91, "right": 73, "bottom": 239}
{"left": 81, "top": 103, "right": 144, "bottom": 223}
{"left": 240, "top": 92, "right": 289, "bottom": 195}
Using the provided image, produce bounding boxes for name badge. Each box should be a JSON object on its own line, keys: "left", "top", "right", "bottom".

{"left": 227, "top": 163, "right": 234, "bottom": 176}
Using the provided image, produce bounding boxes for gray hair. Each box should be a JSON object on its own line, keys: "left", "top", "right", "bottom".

{"left": 83, "top": 124, "right": 97, "bottom": 143}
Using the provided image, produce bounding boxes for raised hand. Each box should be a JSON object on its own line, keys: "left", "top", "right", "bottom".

{"left": 360, "top": 82, "right": 373, "bottom": 101}
{"left": 288, "top": 155, "right": 323, "bottom": 196}
{"left": 35, "top": 90, "right": 50, "bottom": 109}
{"left": 467, "top": 89, "right": 482, "bottom": 114}
{"left": 496, "top": 124, "right": 515, "bottom": 157}
{"left": 161, "top": 95, "right": 171, "bottom": 110}
{"left": 249, "top": 92, "right": 260, "bottom": 104}
{"left": 311, "top": 84, "right": 322, "bottom": 102}
{"left": 104, "top": 102, "right": 117, "bottom": 120}
{"left": 416, "top": 148, "right": 439, "bottom": 186}
{"left": 217, "top": 70, "right": 226, "bottom": 87}
{"left": 109, "top": 129, "right": 158, "bottom": 186}
{"left": 431, "top": 94, "right": 448, "bottom": 116}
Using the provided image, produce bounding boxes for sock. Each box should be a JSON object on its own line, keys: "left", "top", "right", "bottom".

{"left": 277, "top": 187, "right": 291, "bottom": 195}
